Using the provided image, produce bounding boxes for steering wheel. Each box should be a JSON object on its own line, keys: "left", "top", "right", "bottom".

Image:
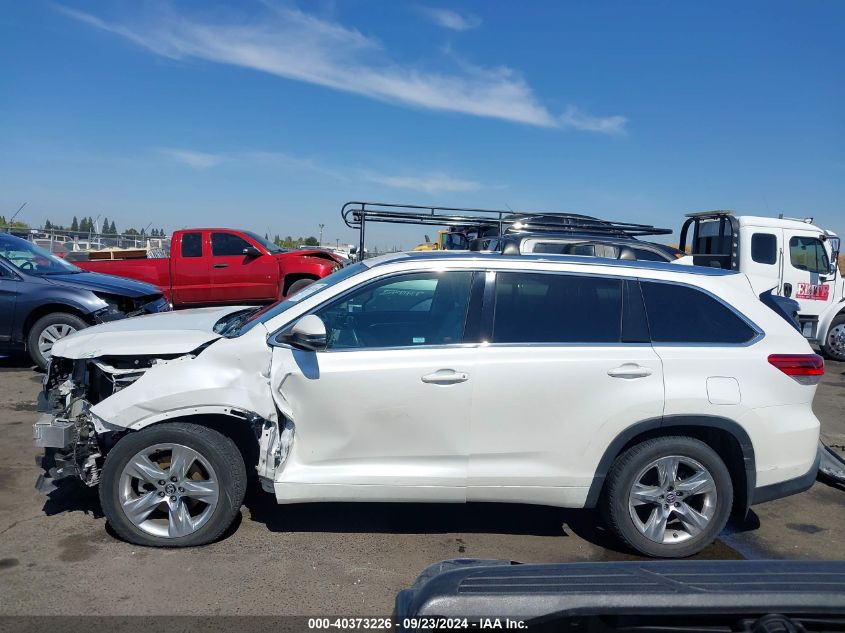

{"left": 18, "top": 261, "right": 35, "bottom": 272}
{"left": 327, "top": 312, "right": 361, "bottom": 348}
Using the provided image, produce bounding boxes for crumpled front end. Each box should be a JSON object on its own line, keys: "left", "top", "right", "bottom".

{"left": 33, "top": 353, "right": 182, "bottom": 493}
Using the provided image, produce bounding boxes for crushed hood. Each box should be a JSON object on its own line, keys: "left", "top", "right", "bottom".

{"left": 52, "top": 306, "right": 248, "bottom": 359}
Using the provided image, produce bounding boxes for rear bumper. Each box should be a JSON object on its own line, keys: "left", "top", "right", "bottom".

{"left": 750, "top": 449, "right": 820, "bottom": 505}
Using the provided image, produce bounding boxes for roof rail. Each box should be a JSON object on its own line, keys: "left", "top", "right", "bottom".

{"left": 342, "top": 201, "right": 672, "bottom": 261}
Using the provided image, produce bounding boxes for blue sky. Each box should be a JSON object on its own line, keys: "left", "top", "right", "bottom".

{"left": 2, "top": 1, "right": 843, "bottom": 248}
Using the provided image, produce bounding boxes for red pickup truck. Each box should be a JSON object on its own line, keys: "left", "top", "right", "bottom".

{"left": 75, "top": 228, "right": 343, "bottom": 307}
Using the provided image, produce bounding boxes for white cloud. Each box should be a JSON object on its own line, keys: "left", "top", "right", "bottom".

{"left": 57, "top": 4, "right": 626, "bottom": 133}
{"left": 361, "top": 170, "right": 482, "bottom": 193}
{"left": 420, "top": 7, "right": 481, "bottom": 31}
{"left": 157, "top": 147, "right": 484, "bottom": 193}
{"left": 159, "top": 147, "right": 223, "bottom": 168}
{"left": 559, "top": 105, "right": 627, "bottom": 135}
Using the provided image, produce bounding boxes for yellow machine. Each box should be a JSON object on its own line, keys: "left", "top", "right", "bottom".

{"left": 412, "top": 230, "right": 449, "bottom": 251}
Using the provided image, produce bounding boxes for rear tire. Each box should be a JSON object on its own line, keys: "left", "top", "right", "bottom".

{"left": 26, "top": 312, "right": 87, "bottom": 369}
{"left": 100, "top": 422, "right": 247, "bottom": 547}
{"left": 822, "top": 313, "right": 845, "bottom": 362}
{"left": 603, "top": 436, "right": 733, "bottom": 558}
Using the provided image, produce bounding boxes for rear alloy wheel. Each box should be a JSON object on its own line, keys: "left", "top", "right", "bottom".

{"left": 27, "top": 312, "right": 87, "bottom": 369}
{"left": 604, "top": 437, "right": 733, "bottom": 558}
{"left": 100, "top": 422, "right": 246, "bottom": 547}
{"left": 822, "top": 315, "right": 845, "bottom": 362}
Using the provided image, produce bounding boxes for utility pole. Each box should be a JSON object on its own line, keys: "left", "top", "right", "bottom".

{"left": 318, "top": 223, "right": 325, "bottom": 246}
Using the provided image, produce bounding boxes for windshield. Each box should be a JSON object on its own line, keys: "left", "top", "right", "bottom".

{"left": 243, "top": 230, "right": 283, "bottom": 254}
{"left": 0, "top": 234, "right": 81, "bottom": 275}
{"left": 227, "top": 261, "right": 368, "bottom": 336}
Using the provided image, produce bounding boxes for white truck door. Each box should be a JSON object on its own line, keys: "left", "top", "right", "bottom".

{"left": 739, "top": 227, "right": 784, "bottom": 296}
{"left": 783, "top": 229, "right": 836, "bottom": 335}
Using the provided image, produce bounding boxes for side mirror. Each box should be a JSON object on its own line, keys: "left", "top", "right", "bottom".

{"left": 243, "top": 246, "right": 263, "bottom": 258}
{"left": 272, "top": 315, "right": 327, "bottom": 351}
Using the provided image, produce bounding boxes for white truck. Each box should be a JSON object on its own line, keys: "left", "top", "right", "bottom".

{"left": 678, "top": 211, "right": 844, "bottom": 361}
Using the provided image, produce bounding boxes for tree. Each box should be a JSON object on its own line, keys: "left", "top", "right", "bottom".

{"left": 101, "top": 217, "right": 109, "bottom": 234}
{"left": 44, "top": 220, "right": 52, "bottom": 230}
{"left": 0, "top": 215, "right": 6, "bottom": 227}
{"left": 70, "top": 216, "right": 79, "bottom": 232}
{"left": 109, "top": 220, "right": 117, "bottom": 234}
{"left": 304, "top": 236, "right": 319, "bottom": 246}
{"left": 125, "top": 227, "right": 139, "bottom": 236}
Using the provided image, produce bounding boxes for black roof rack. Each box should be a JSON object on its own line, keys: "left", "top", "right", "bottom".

{"left": 341, "top": 201, "right": 672, "bottom": 260}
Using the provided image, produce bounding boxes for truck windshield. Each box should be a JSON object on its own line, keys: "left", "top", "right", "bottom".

{"left": 227, "top": 262, "right": 369, "bottom": 337}
{"left": 243, "top": 231, "right": 284, "bottom": 254}
{"left": 0, "top": 234, "right": 82, "bottom": 275}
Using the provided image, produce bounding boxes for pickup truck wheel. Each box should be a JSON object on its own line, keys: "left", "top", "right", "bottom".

{"left": 822, "top": 314, "right": 845, "bottom": 362}
{"left": 26, "top": 312, "right": 87, "bottom": 369}
{"left": 286, "top": 278, "right": 316, "bottom": 297}
{"left": 100, "top": 422, "right": 247, "bottom": 547}
{"left": 603, "top": 436, "right": 732, "bottom": 558}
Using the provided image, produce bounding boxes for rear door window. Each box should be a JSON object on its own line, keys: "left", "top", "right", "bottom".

{"left": 181, "top": 232, "right": 203, "bottom": 258}
{"left": 640, "top": 281, "right": 756, "bottom": 344}
{"left": 491, "top": 273, "right": 622, "bottom": 343}
{"left": 751, "top": 233, "right": 777, "bottom": 265}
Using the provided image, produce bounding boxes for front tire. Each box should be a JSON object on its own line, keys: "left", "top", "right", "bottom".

{"left": 822, "top": 314, "right": 845, "bottom": 362}
{"left": 286, "top": 277, "right": 315, "bottom": 297}
{"left": 100, "top": 422, "right": 247, "bottom": 547}
{"left": 27, "top": 312, "right": 87, "bottom": 369}
{"left": 603, "top": 436, "right": 733, "bottom": 558}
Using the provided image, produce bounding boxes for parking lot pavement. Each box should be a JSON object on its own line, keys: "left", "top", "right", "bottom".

{"left": 0, "top": 357, "right": 842, "bottom": 616}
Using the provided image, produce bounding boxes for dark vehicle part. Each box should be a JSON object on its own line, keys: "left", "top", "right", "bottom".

{"left": 760, "top": 288, "right": 802, "bottom": 332}
{"left": 819, "top": 440, "right": 845, "bottom": 485}
{"left": 0, "top": 233, "right": 168, "bottom": 368}
{"left": 395, "top": 559, "right": 845, "bottom": 631}
{"left": 679, "top": 210, "right": 741, "bottom": 270}
{"left": 602, "top": 436, "right": 733, "bottom": 558}
{"left": 99, "top": 422, "right": 247, "bottom": 547}
{"left": 341, "top": 201, "right": 671, "bottom": 262}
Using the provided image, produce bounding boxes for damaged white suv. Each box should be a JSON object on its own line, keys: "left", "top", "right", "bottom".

{"left": 33, "top": 252, "right": 822, "bottom": 557}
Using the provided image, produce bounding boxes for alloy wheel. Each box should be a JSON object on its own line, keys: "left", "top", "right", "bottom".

{"left": 628, "top": 455, "right": 718, "bottom": 544}
{"left": 118, "top": 443, "right": 220, "bottom": 539}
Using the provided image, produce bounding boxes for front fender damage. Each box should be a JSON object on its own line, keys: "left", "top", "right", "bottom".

{"left": 33, "top": 329, "right": 293, "bottom": 494}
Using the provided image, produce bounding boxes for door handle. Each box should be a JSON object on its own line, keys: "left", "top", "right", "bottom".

{"left": 421, "top": 369, "right": 469, "bottom": 385}
{"left": 213, "top": 263, "right": 229, "bottom": 269}
{"left": 607, "top": 364, "right": 653, "bottom": 379}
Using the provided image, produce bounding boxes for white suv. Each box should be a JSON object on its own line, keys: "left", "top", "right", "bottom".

{"left": 33, "top": 252, "right": 822, "bottom": 557}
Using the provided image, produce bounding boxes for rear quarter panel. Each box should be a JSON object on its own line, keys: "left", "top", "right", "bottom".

{"left": 654, "top": 274, "right": 820, "bottom": 487}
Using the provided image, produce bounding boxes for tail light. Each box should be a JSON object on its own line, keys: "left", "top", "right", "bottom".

{"left": 768, "top": 354, "right": 825, "bottom": 385}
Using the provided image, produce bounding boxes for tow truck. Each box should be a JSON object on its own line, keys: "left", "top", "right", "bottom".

{"left": 678, "top": 211, "right": 844, "bottom": 361}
